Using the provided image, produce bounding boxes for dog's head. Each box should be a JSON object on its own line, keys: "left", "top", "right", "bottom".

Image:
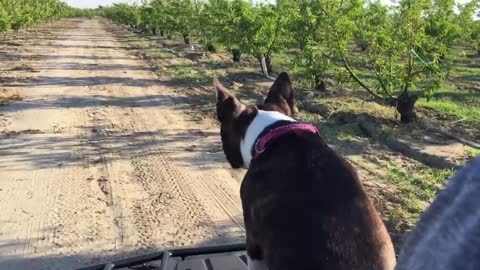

{"left": 214, "top": 72, "right": 295, "bottom": 168}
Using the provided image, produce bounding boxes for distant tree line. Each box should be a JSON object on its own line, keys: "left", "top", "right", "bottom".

{"left": 0, "top": 0, "right": 94, "bottom": 35}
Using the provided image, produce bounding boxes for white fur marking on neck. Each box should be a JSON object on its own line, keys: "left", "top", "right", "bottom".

{"left": 240, "top": 110, "right": 296, "bottom": 168}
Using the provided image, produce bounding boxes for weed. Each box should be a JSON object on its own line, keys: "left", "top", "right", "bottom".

{"left": 466, "top": 147, "right": 480, "bottom": 158}
{"left": 146, "top": 50, "right": 175, "bottom": 59}
{"left": 337, "top": 130, "right": 357, "bottom": 142}
{"left": 386, "top": 163, "right": 453, "bottom": 225}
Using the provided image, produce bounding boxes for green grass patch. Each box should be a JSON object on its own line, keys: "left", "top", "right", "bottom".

{"left": 417, "top": 98, "right": 480, "bottom": 125}
{"left": 450, "top": 65, "right": 480, "bottom": 79}
{"left": 466, "top": 147, "right": 480, "bottom": 159}
{"left": 429, "top": 87, "right": 480, "bottom": 106}
{"left": 386, "top": 164, "right": 453, "bottom": 223}
{"left": 162, "top": 61, "right": 211, "bottom": 84}
{"left": 337, "top": 130, "right": 357, "bottom": 142}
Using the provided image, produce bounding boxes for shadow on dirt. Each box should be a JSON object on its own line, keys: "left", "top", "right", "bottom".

{"left": 0, "top": 52, "right": 135, "bottom": 61}
{"left": 0, "top": 93, "right": 179, "bottom": 112}
{"left": 31, "top": 44, "right": 131, "bottom": 50}
{"left": 431, "top": 91, "right": 480, "bottom": 102}
{"left": 457, "top": 74, "right": 480, "bottom": 82}
{"left": 35, "top": 63, "right": 152, "bottom": 72}
{"left": 0, "top": 76, "right": 160, "bottom": 87}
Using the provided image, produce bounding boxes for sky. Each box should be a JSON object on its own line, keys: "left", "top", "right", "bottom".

{"left": 63, "top": 0, "right": 472, "bottom": 9}
{"left": 63, "top": 0, "right": 135, "bottom": 9}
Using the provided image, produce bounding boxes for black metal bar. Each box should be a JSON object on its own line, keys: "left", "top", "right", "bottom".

{"left": 75, "top": 243, "right": 246, "bottom": 270}
{"left": 76, "top": 252, "right": 164, "bottom": 270}
{"left": 160, "top": 251, "right": 171, "bottom": 270}
{"left": 170, "top": 243, "right": 246, "bottom": 259}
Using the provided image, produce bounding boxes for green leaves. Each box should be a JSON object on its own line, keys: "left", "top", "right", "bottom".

{"left": 0, "top": 3, "right": 11, "bottom": 33}
{"left": 103, "top": 3, "right": 141, "bottom": 29}
{"left": 97, "top": 0, "right": 473, "bottom": 106}
{"left": 347, "top": 0, "right": 458, "bottom": 99}
{"left": 458, "top": 0, "right": 480, "bottom": 54}
{"left": 289, "top": 0, "right": 363, "bottom": 89}
{"left": 0, "top": 0, "right": 75, "bottom": 34}
{"left": 206, "top": 0, "right": 286, "bottom": 57}
{"left": 199, "top": 0, "right": 289, "bottom": 70}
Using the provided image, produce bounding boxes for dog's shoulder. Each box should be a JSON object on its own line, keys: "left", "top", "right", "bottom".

{"left": 241, "top": 133, "right": 395, "bottom": 270}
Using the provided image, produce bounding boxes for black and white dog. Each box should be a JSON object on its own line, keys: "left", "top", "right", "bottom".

{"left": 214, "top": 72, "right": 396, "bottom": 270}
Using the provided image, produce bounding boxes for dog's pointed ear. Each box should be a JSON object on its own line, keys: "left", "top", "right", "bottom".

{"left": 214, "top": 76, "right": 245, "bottom": 121}
{"left": 264, "top": 72, "right": 294, "bottom": 114}
{"left": 214, "top": 76, "right": 231, "bottom": 104}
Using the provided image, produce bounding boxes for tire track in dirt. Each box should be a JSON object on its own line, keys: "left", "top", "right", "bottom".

{"left": 119, "top": 104, "right": 221, "bottom": 247}
{"left": 83, "top": 101, "right": 125, "bottom": 249}
{"left": 119, "top": 85, "right": 245, "bottom": 240}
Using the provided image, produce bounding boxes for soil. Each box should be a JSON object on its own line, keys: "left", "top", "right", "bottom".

{"left": 0, "top": 19, "right": 245, "bottom": 270}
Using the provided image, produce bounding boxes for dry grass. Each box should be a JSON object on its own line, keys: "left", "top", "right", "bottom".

{"left": 0, "top": 88, "right": 22, "bottom": 104}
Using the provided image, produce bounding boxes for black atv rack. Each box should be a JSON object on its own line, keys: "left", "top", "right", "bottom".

{"left": 76, "top": 243, "right": 247, "bottom": 270}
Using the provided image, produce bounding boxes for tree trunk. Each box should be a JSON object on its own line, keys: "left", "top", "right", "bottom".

{"left": 160, "top": 30, "right": 165, "bottom": 37}
{"left": 206, "top": 43, "right": 216, "bottom": 53}
{"left": 390, "top": 93, "right": 418, "bottom": 123}
{"left": 152, "top": 28, "right": 157, "bottom": 35}
{"left": 257, "top": 56, "right": 273, "bottom": 76}
{"left": 183, "top": 34, "right": 190, "bottom": 45}
{"left": 232, "top": 49, "right": 241, "bottom": 62}
{"left": 258, "top": 56, "right": 268, "bottom": 76}
{"left": 265, "top": 56, "right": 273, "bottom": 74}
{"left": 315, "top": 76, "right": 327, "bottom": 92}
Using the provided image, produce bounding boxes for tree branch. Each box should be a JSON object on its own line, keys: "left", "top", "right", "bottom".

{"left": 372, "top": 64, "right": 396, "bottom": 98}
{"left": 341, "top": 55, "right": 383, "bottom": 100}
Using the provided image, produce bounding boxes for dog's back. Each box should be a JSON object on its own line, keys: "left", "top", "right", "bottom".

{"left": 241, "top": 132, "right": 395, "bottom": 270}
{"left": 214, "top": 73, "right": 395, "bottom": 270}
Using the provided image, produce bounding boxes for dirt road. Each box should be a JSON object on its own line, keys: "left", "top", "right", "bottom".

{"left": 0, "top": 19, "right": 245, "bottom": 269}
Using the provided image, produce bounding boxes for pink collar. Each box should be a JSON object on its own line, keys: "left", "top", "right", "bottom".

{"left": 253, "top": 123, "right": 319, "bottom": 159}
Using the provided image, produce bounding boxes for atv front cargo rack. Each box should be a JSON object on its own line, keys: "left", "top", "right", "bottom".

{"left": 76, "top": 243, "right": 247, "bottom": 270}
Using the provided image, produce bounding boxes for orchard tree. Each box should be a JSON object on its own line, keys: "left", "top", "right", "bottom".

{"left": 165, "top": 0, "right": 197, "bottom": 45}
{"left": 250, "top": 3, "right": 291, "bottom": 74}
{"left": 188, "top": 0, "right": 216, "bottom": 52}
{"left": 202, "top": 0, "right": 289, "bottom": 72}
{"left": 202, "top": 0, "right": 243, "bottom": 61}
{"left": 235, "top": 2, "right": 286, "bottom": 74}
{"left": 103, "top": 3, "right": 141, "bottom": 29}
{"left": 0, "top": 3, "right": 12, "bottom": 36}
{"left": 150, "top": 0, "right": 173, "bottom": 37}
{"left": 424, "top": 0, "right": 462, "bottom": 58}
{"left": 4, "top": 0, "right": 32, "bottom": 32}
{"left": 0, "top": 0, "right": 75, "bottom": 34}
{"left": 458, "top": 0, "right": 480, "bottom": 55}
{"left": 289, "top": 0, "right": 363, "bottom": 91}
{"left": 291, "top": 0, "right": 456, "bottom": 123}
{"left": 139, "top": 4, "right": 158, "bottom": 34}
{"left": 345, "top": 0, "right": 453, "bottom": 123}
{"left": 353, "top": 1, "right": 389, "bottom": 52}
{"left": 197, "top": 0, "right": 222, "bottom": 52}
